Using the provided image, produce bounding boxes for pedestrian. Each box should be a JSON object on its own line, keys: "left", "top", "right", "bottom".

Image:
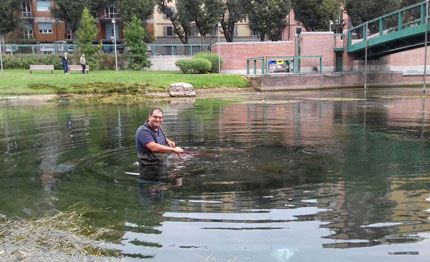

{"left": 61, "top": 53, "right": 69, "bottom": 74}
{"left": 80, "top": 54, "right": 86, "bottom": 74}
{"left": 136, "top": 108, "right": 184, "bottom": 167}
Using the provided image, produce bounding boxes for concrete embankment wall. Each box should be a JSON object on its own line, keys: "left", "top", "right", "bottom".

{"left": 249, "top": 72, "right": 430, "bottom": 91}
{"left": 148, "top": 55, "right": 191, "bottom": 71}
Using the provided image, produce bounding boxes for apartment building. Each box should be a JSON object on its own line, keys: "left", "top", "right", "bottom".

{"left": 12, "top": 0, "right": 127, "bottom": 44}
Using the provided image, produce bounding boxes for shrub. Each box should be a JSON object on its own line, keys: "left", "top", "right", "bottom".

{"left": 193, "top": 52, "right": 223, "bottom": 73}
{"left": 2, "top": 54, "right": 69, "bottom": 69}
{"left": 175, "top": 58, "right": 211, "bottom": 74}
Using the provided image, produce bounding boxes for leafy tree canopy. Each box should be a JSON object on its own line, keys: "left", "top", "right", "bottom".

{"left": 245, "top": 0, "right": 289, "bottom": 41}
{"left": 0, "top": 0, "right": 24, "bottom": 35}
{"left": 345, "top": 0, "right": 402, "bottom": 27}
{"left": 292, "top": 0, "right": 342, "bottom": 31}
{"left": 76, "top": 8, "right": 101, "bottom": 67}
{"left": 123, "top": 16, "right": 151, "bottom": 70}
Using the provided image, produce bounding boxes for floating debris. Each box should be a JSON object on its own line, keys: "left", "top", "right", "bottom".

{"left": 304, "top": 97, "right": 364, "bottom": 101}
{"left": 0, "top": 208, "right": 123, "bottom": 262}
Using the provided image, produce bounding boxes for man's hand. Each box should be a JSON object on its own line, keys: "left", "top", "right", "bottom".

{"left": 173, "top": 147, "right": 184, "bottom": 154}
{"left": 167, "top": 139, "right": 176, "bottom": 148}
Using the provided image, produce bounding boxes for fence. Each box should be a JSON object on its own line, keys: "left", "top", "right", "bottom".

{"left": 0, "top": 43, "right": 211, "bottom": 56}
{"left": 247, "top": 56, "right": 323, "bottom": 75}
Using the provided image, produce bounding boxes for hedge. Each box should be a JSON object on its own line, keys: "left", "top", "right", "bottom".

{"left": 193, "top": 52, "right": 223, "bottom": 73}
{"left": 0, "top": 53, "right": 127, "bottom": 70}
{"left": 175, "top": 58, "right": 212, "bottom": 74}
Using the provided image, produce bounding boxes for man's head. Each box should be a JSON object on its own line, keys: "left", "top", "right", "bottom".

{"left": 148, "top": 108, "right": 163, "bottom": 130}
{"left": 64, "top": 53, "right": 67, "bottom": 57}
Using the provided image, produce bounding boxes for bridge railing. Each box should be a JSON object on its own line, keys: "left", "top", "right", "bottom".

{"left": 347, "top": 1, "right": 428, "bottom": 48}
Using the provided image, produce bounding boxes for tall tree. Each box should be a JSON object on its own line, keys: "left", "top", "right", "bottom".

{"left": 52, "top": 0, "right": 108, "bottom": 38}
{"left": 292, "top": 0, "right": 342, "bottom": 31}
{"left": 0, "top": 0, "right": 24, "bottom": 35}
{"left": 117, "top": 0, "right": 155, "bottom": 23}
{"left": 123, "top": 16, "right": 151, "bottom": 70}
{"left": 76, "top": 8, "right": 101, "bottom": 67}
{"left": 345, "top": 0, "right": 402, "bottom": 27}
{"left": 183, "top": 0, "right": 223, "bottom": 44}
{"left": 246, "top": 0, "right": 289, "bottom": 41}
{"left": 156, "top": 0, "right": 192, "bottom": 44}
{"left": 216, "top": 0, "right": 247, "bottom": 42}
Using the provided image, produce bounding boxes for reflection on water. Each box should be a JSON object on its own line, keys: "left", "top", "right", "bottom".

{"left": 2, "top": 88, "right": 430, "bottom": 261}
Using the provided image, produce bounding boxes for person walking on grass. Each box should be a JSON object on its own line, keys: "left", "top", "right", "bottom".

{"left": 61, "top": 53, "right": 69, "bottom": 75}
{"left": 80, "top": 54, "right": 86, "bottom": 74}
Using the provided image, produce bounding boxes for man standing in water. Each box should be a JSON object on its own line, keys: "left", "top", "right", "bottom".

{"left": 136, "top": 108, "right": 183, "bottom": 167}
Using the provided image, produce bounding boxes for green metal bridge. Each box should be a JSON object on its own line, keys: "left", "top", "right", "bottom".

{"left": 347, "top": 0, "right": 430, "bottom": 58}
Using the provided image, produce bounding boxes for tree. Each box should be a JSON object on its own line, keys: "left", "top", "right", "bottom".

{"left": 52, "top": 0, "right": 108, "bottom": 38}
{"left": 76, "top": 8, "right": 101, "bottom": 67}
{"left": 183, "top": 0, "right": 223, "bottom": 44}
{"left": 156, "top": 0, "right": 192, "bottom": 44}
{"left": 345, "top": 0, "right": 402, "bottom": 27}
{"left": 117, "top": 0, "right": 155, "bottom": 23}
{"left": 246, "top": 0, "right": 289, "bottom": 41}
{"left": 292, "top": 0, "right": 342, "bottom": 31}
{"left": 0, "top": 0, "right": 24, "bottom": 35}
{"left": 123, "top": 16, "right": 151, "bottom": 70}
{"left": 216, "top": 0, "right": 247, "bottom": 42}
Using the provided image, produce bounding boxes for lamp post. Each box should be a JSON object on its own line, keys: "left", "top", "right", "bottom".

{"left": 217, "top": 22, "right": 221, "bottom": 74}
{"left": 0, "top": 33, "right": 3, "bottom": 73}
{"left": 112, "top": 18, "right": 118, "bottom": 72}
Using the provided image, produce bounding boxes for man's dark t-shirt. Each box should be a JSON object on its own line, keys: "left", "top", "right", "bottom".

{"left": 136, "top": 121, "right": 167, "bottom": 166}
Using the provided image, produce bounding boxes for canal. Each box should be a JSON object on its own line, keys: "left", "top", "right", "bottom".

{"left": 1, "top": 88, "right": 430, "bottom": 261}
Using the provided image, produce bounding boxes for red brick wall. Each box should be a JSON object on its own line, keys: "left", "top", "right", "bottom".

{"left": 299, "top": 33, "right": 336, "bottom": 71}
{"left": 212, "top": 41, "right": 296, "bottom": 73}
{"left": 386, "top": 47, "right": 430, "bottom": 66}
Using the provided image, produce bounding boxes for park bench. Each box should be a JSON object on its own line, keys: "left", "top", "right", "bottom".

{"left": 29, "top": 65, "right": 54, "bottom": 74}
{"left": 69, "top": 65, "right": 89, "bottom": 74}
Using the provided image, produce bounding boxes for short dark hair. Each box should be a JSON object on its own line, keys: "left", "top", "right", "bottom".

{"left": 149, "top": 107, "right": 163, "bottom": 116}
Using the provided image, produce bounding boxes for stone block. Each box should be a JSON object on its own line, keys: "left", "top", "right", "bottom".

{"left": 168, "top": 82, "right": 196, "bottom": 97}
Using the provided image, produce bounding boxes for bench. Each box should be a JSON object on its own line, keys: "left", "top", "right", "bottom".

{"left": 29, "top": 65, "right": 54, "bottom": 74}
{"left": 69, "top": 65, "right": 89, "bottom": 74}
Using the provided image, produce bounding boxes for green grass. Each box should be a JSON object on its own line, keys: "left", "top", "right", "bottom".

{"left": 0, "top": 70, "right": 250, "bottom": 95}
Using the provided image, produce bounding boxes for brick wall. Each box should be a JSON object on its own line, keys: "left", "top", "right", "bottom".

{"left": 212, "top": 41, "right": 296, "bottom": 74}
{"left": 299, "top": 32, "right": 336, "bottom": 72}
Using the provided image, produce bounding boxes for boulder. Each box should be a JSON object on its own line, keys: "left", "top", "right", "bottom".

{"left": 168, "top": 82, "right": 196, "bottom": 97}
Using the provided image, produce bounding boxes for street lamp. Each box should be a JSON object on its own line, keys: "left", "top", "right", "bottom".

{"left": 217, "top": 22, "right": 221, "bottom": 74}
{"left": 0, "top": 33, "right": 3, "bottom": 73}
{"left": 112, "top": 18, "right": 118, "bottom": 72}
{"left": 329, "top": 20, "right": 333, "bottom": 32}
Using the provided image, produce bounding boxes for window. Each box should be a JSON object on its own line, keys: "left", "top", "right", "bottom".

{"left": 105, "top": 5, "right": 118, "bottom": 18}
{"left": 36, "top": 0, "right": 51, "bottom": 12}
{"left": 162, "top": 7, "right": 176, "bottom": 19}
{"left": 234, "top": 26, "right": 238, "bottom": 36}
{"left": 24, "top": 23, "right": 33, "bottom": 39}
{"left": 22, "top": 1, "right": 32, "bottom": 17}
{"left": 38, "top": 23, "right": 53, "bottom": 34}
{"left": 66, "top": 29, "right": 73, "bottom": 40}
{"left": 164, "top": 26, "right": 173, "bottom": 36}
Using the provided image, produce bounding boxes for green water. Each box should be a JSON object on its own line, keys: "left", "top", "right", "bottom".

{"left": 1, "top": 88, "right": 430, "bottom": 261}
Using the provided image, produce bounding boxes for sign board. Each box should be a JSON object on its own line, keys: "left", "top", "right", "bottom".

{"left": 40, "top": 45, "right": 54, "bottom": 52}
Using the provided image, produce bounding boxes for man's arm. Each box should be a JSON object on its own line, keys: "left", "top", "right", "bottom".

{"left": 146, "top": 142, "right": 183, "bottom": 154}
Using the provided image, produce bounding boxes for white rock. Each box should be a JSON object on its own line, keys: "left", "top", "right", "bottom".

{"left": 168, "top": 82, "right": 196, "bottom": 97}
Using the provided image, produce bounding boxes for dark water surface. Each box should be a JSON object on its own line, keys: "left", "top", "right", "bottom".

{"left": 2, "top": 88, "right": 430, "bottom": 261}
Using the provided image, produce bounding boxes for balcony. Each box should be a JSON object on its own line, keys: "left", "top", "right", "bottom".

{"left": 21, "top": 11, "right": 33, "bottom": 19}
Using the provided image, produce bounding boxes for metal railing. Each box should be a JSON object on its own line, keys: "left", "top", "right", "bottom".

{"left": 347, "top": 1, "right": 427, "bottom": 50}
{"left": 0, "top": 43, "right": 211, "bottom": 56}
{"left": 247, "top": 56, "right": 323, "bottom": 75}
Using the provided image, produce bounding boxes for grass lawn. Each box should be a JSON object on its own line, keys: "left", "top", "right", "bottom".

{"left": 0, "top": 70, "right": 250, "bottom": 95}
